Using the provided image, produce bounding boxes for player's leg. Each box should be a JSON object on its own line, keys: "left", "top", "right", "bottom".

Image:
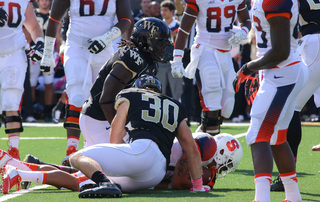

{"left": 311, "top": 88, "right": 320, "bottom": 151}
{"left": 195, "top": 48, "right": 223, "bottom": 135}
{"left": 1, "top": 51, "right": 28, "bottom": 160}
{"left": 43, "top": 72, "right": 54, "bottom": 122}
{"left": 52, "top": 89, "right": 66, "bottom": 123}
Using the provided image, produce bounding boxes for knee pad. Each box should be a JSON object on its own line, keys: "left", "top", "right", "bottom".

{"left": 3, "top": 112, "right": 23, "bottom": 134}
{"left": 64, "top": 104, "right": 82, "bottom": 130}
{"left": 2, "top": 89, "right": 23, "bottom": 111}
{"left": 221, "top": 96, "right": 235, "bottom": 119}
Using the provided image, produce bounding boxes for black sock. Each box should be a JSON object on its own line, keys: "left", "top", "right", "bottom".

{"left": 91, "top": 171, "right": 110, "bottom": 185}
{"left": 287, "top": 111, "right": 302, "bottom": 158}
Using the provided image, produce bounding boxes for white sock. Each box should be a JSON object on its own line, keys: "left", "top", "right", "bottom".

{"left": 280, "top": 172, "right": 302, "bottom": 202}
{"left": 8, "top": 135, "right": 20, "bottom": 148}
{"left": 17, "top": 169, "right": 46, "bottom": 184}
{"left": 7, "top": 159, "right": 32, "bottom": 171}
{"left": 254, "top": 174, "right": 272, "bottom": 202}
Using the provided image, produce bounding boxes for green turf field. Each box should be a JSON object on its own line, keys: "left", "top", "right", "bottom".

{"left": 0, "top": 124, "right": 319, "bottom": 201}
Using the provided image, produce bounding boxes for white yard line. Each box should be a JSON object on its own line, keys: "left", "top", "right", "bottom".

{"left": 0, "top": 137, "right": 66, "bottom": 140}
{"left": 0, "top": 185, "right": 51, "bottom": 201}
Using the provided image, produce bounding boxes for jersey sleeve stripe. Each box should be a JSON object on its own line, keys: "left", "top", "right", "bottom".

{"left": 114, "top": 97, "right": 130, "bottom": 110}
{"left": 186, "top": 3, "right": 199, "bottom": 13}
{"left": 266, "top": 12, "right": 291, "bottom": 20}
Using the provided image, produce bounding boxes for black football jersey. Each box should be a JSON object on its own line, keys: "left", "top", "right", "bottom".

{"left": 82, "top": 45, "right": 158, "bottom": 120}
{"left": 115, "top": 88, "right": 187, "bottom": 167}
{"left": 299, "top": 0, "right": 320, "bottom": 36}
{"left": 35, "top": 9, "right": 49, "bottom": 35}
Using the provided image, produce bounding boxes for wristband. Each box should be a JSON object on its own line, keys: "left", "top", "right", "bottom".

{"left": 241, "top": 27, "right": 249, "bottom": 34}
{"left": 191, "top": 177, "right": 203, "bottom": 190}
{"left": 43, "top": 36, "right": 56, "bottom": 55}
{"left": 103, "top": 27, "right": 121, "bottom": 43}
{"left": 173, "top": 49, "right": 184, "bottom": 62}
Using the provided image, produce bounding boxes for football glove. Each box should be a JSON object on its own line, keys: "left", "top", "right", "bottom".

{"left": 228, "top": 27, "right": 249, "bottom": 47}
{"left": 244, "top": 73, "right": 259, "bottom": 105}
{"left": 88, "top": 27, "right": 121, "bottom": 54}
{"left": 30, "top": 38, "right": 44, "bottom": 62}
{"left": 233, "top": 63, "right": 254, "bottom": 93}
{"left": 0, "top": 7, "right": 8, "bottom": 27}
{"left": 40, "top": 36, "right": 56, "bottom": 75}
{"left": 170, "top": 49, "right": 186, "bottom": 78}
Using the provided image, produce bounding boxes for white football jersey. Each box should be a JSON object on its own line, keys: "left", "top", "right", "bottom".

{"left": 0, "top": 0, "right": 32, "bottom": 56}
{"left": 252, "top": 0, "right": 301, "bottom": 68}
{"left": 189, "top": 0, "right": 245, "bottom": 50}
{"left": 67, "top": 0, "right": 116, "bottom": 48}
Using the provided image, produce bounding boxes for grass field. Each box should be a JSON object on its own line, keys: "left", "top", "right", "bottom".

{"left": 0, "top": 123, "right": 319, "bottom": 201}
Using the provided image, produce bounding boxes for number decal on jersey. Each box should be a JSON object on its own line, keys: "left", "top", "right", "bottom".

{"left": 306, "top": 0, "right": 320, "bottom": 10}
{"left": 253, "top": 15, "right": 267, "bottom": 48}
{"left": 79, "top": 0, "right": 109, "bottom": 16}
{"left": 206, "top": 5, "right": 236, "bottom": 33}
{"left": 0, "top": 2, "right": 22, "bottom": 28}
{"left": 141, "top": 93, "right": 179, "bottom": 132}
{"left": 226, "top": 139, "right": 240, "bottom": 152}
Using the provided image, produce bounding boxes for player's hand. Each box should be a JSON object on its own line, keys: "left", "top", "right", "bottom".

{"left": 40, "top": 53, "right": 55, "bottom": 75}
{"left": 88, "top": 27, "right": 121, "bottom": 54}
{"left": 170, "top": 61, "right": 186, "bottom": 78}
{"left": 228, "top": 28, "right": 248, "bottom": 47}
{"left": 30, "top": 40, "right": 44, "bottom": 62}
{"left": 0, "top": 7, "right": 8, "bottom": 27}
{"left": 190, "top": 185, "right": 211, "bottom": 192}
{"left": 233, "top": 63, "right": 254, "bottom": 93}
{"left": 244, "top": 73, "right": 259, "bottom": 105}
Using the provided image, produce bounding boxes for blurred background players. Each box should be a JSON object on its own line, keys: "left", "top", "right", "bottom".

{"left": 170, "top": 0, "right": 251, "bottom": 135}
{"left": 157, "top": 1, "right": 183, "bottom": 101}
{"left": 40, "top": 0, "right": 133, "bottom": 164}
{"left": 270, "top": 0, "right": 320, "bottom": 191}
{"left": 29, "top": 0, "right": 59, "bottom": 122}
{"left": 133, "top": 0, "right": 151, "bottom": 23}
{"left": 233, "top": 0, "right": 307, "bottom": 200}
{"left": 0, "top": 0, "right": 44, "bottom": 159}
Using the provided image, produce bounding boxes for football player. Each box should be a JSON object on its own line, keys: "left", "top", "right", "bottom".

{"left": 233, "top": 0, "right": 307, "bottom": 201}
{"left": 0, "top": 0, "right": 44, "bottom": 160}
{"left": 170, "top": 0, "right": 251, "bottom": 135}
{"left": 0, "top": 75, "right": 207, "bottom": 196}
{"left": 39, "top": 0, "right": 133, "bottom": 163}
{"left": 155, "top": 132, "right": 243, "bottom": 190}
{"left": 270, "top": 0, "right": 320, "bottom": 191}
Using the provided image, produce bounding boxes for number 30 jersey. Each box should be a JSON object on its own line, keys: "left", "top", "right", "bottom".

{"left": 0, "top": 0, "right": 34, "bottom": 56}
{"left": 115, "top": 88, "right": 187, "bottom": 166}
{"left": 252, "top": 0, "right": 300, "bottom": 68}
{"left": 187, "top": 0, "right": 246, "bottom": 50}
{"left": 67, "top": 0, "right": 116, "bottom": 48}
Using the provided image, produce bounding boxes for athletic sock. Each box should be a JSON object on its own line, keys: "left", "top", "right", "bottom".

{"left": 280, "top": 171, "right": 302, "bottom": 201}
{"left": 8, "top": 135, "right": 20, "bottom": 148}
{"left": 17, "top": 170, "right": 47, "bottom": 184}
{"left": 91, "top": 170, "right": 110, "bottom": 185}
{"left": 254, "top": 173, "right": 272, "bottom": 202}
{"left": 67, "top": 136, "right": 79, "bottom": 151}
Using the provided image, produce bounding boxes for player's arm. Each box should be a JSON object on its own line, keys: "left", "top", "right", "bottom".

{"left": 237, "top": 2, "right": 251, "bottom": 34}
{"left": 246, "top": 16, "right": 290, "bottom": 71}
{"left": 115, "top": 0, "right": 134, "bottom": 39}
{"left": 110, "top": 100, "right": 128, "bottom": 144}
{"left": 99, "top": 63, "right": 133, "bottom": 124}
{"left": 46, "top": 0, "right": 69, "bottom": 38}
{"left": 23, "top": 2, "right": 43, "bottom": 43}
{"left": 176, "top": 120, "right": 206, "bottom": 191}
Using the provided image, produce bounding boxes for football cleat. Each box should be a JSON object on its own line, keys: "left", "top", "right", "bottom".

{"left": 78, "top": 182, "right": 122, "bottom": 198}
{"left": 270, "top": 175, "right": 284, "bottom": 192}
{"left": 79, "top": 183, "right": 98, "bottom": 192}
{"left": 62, "top": 146, "right": 77, "bottom": 166}
{"left": 0, "top": 149, "right": 12, "bottom": 173}
{"left": 312, "top": 143, "right": 320, "bottom": 151}
{"left": 21, "top": 154, "right": 41, "bottom": 189}
{"left": 1, "top": 165, "right": 21, "bottom": 194}
{"left": 8, "top": 147, "right": 20, "bottom": 160}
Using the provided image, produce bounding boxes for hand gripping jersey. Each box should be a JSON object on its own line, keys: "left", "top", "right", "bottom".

{"left": 82, "top": 45, "right": 157, "bottom": 121}
{"left": 115, "top": 88, "right": 187, "bottom": 167}
{"left": 67, "top": 0, "right": 117, "bottom": 48}
{"left": 0, "top": 0, "right": 34, "bottom": 56}
{"left": 186, "top": 0, "right": 246, "bottom": 50}
{"left": 299, "top": 0, "right": 320, "bottom": 36}
{"left": 252, "top": 0, "right": 300, "bottom": 68}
